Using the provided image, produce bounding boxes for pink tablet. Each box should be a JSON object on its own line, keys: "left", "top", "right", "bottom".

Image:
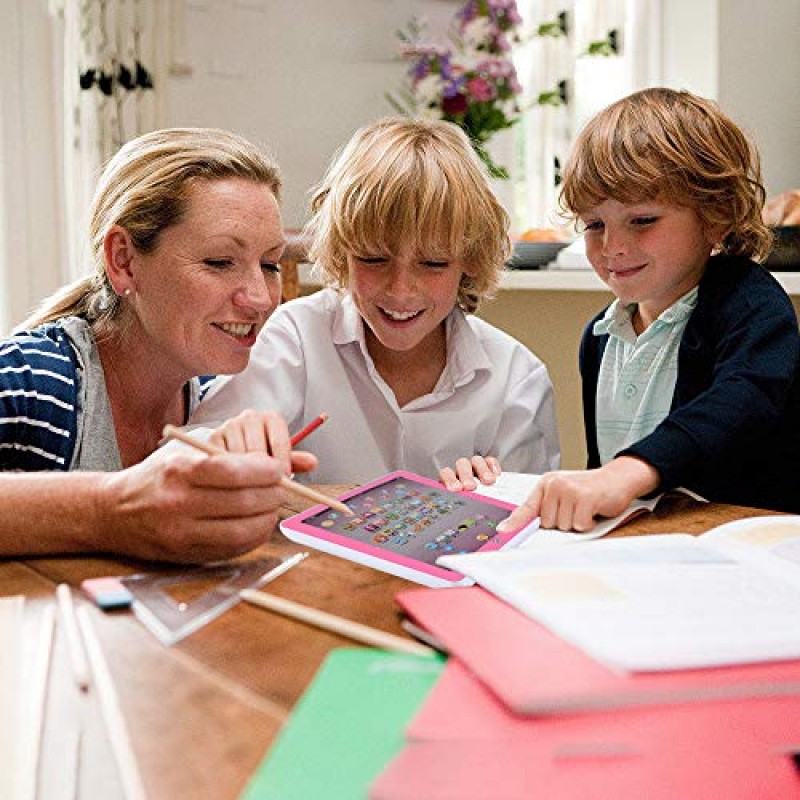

{"left": 279, "top": 470, "right": 533, "bottom": 588}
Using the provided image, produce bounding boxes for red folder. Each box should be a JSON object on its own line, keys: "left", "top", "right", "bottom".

{"left": 396, "top": 586, "right": 800, "bottom": 715}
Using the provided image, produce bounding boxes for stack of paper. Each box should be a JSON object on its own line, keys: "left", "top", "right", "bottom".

{"left": 368, "top": 585, "right": 800, "bottom": 798}
{"left": 438, "top": 516, "right": 800, "bottom": 671}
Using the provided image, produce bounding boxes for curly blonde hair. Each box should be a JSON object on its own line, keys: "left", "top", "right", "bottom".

{"left": 304, "top": 116, "right": 511, "bottom": 314}
{"left": 560, "top": 88, "right": 771, "bottom": 261}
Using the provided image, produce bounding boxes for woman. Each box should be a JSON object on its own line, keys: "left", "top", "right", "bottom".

{"left": 0, "top": 127, "right": 315, "bottom": 562}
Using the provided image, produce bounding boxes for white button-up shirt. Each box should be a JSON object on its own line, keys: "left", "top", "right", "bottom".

{"left": 191, "top": 289, "right": 560, "bottom": 484}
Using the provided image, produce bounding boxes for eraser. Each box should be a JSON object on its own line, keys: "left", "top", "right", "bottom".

{"left": 81, "top": 577, "right": 134, "bottom": 610}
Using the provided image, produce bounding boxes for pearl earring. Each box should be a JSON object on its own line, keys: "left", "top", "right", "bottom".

{"left": 123, "top": 289, "right": 132, "bottom": 297}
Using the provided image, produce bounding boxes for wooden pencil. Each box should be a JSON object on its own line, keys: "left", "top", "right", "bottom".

{"left": 56, "top": 583, "right": 91, "bottom": 691}
{"left": 76, "top": 607, "right": 147, "bottom": 800}
{"left": 16, "top": 605, "right": 55, "bottom": 800}
{"left": 239, "top": 590, "right": 434, "bottom": 657}
{"left": 162, "top": 425, "right": 353, "bottom": 516}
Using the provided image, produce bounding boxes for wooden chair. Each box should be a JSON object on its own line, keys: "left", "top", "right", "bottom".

{"left": 280, "top": 229, "right": 311, "bottom": 302}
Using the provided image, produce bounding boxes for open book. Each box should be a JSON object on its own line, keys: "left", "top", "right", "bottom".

{"left": 438, "top": 515, "right": 800, "bottom": 672}
{"left": 472, "top": 472, "right": 704, "bottom": 546}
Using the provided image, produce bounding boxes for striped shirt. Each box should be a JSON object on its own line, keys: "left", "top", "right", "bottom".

{"left": 0, "top": 318, "right": 213, "bottom": 471}
{"left": 0, "top": 323, "right": 80, "bottom": 469}
{"left": 593, "top": 288, "right": 698, "bottom": 464}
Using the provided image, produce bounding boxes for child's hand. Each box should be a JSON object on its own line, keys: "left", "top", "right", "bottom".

{"left": 439, "top": 455, "right": 502, "bottom": 492}
{"left": 497, "top": 456, "right": 659, "bottom": 533}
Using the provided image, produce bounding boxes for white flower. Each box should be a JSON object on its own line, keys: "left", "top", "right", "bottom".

{"left": 461, "top": 18, "right": 493, "bottom": 49}
{"left": 457, "top": 50, "right": 483, "bottom": 71}
{"left": 413, "top": 74, "right": 445, "bottom": 106}
{"left": 419, "top": 105, "right": 444, "bottom": 120}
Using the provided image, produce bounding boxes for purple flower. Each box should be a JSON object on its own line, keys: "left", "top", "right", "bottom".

{"left": 388, "top": 1, "right": 523, "bottom": 178}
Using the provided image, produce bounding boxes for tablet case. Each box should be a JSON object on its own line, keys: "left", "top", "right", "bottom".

{"left": 279, "top": 470, "right": 534, "bottom": 588}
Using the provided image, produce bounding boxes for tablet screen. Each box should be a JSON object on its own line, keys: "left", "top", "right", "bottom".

{"left": 299, "top": 474, "right": 512, "bottom": 566}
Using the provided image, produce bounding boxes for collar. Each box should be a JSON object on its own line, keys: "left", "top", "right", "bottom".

{"left": 593, "top": 286, "right": 699, "bottom": 343}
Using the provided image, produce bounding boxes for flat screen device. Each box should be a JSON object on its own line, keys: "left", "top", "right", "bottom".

{"left": 279, "top": 470, "right": 533, "bottom": 588}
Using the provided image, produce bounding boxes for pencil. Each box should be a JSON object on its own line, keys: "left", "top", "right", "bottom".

{"left": 239, "top": 589, "right": 435, "bottom": 657}
{"left": 56, "top": 583, "right": 91, "bottom": 691}
{"left": 17, "top": 605, "right": 55, "bottom": 800}
{"left": 290, "top": 412, "right": 329, "bottom": 447}
{"left": 162, "top": 425, "right": 353, "bottom": 516}
{"left": 76, "top": 607, "right": 147, "bottom": 800}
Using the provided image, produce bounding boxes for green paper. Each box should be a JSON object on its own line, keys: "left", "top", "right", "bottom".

{"left": 239, "top": 647, "right": 445, "bottom": 800}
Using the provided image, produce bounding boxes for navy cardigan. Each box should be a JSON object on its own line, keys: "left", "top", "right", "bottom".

{"left": 580, "top": 255, "right": 800, "bottom": 513}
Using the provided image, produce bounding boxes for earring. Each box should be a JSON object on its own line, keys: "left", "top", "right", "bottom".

{"left": 123, "top": 288, "right": 132, "bottom": 297}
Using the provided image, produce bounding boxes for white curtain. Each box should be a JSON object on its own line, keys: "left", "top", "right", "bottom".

{"left": 0, "top": 0, "right": 64, "bottom": 333}
{"left": 516, "top": 0, "right": 575, "bottom": 229}
{"left": 514, "top": 0, "right": 660, "bottom": 230}
{"left": 60, "top": 0, "right": 173, "bottom": 281}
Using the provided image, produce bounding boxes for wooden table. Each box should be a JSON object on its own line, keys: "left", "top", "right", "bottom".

{"left": 2, "top": 492, "right": 781, "bottom": 799}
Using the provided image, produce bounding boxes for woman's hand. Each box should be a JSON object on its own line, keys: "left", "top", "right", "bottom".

{"left": 99, "top": 446, "right": 310, "bottom": 563}
{"left": 439, "top": 455, "right": 502, "bottom": 492}
{"left": 208, "top": 409, "right": 318, "bottom": 476}
{"left": 497, "top": 456, "right": 660, "bottom": 533}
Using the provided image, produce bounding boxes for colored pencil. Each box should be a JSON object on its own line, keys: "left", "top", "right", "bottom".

{"left": 290, "top": 412, "right": 329, "bottom": 447}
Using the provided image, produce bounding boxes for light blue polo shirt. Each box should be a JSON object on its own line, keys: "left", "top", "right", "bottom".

{"left": 594, "top": 287, "right": 698, "bottom": 465}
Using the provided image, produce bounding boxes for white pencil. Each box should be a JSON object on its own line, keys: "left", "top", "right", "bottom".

{"left": 76, "top": 607, "right": 147, "bottom": 800}
{"left": 17, "top": 605, "right": 56, "bottom": 800}
{"left": 56, "top": 584, "right": 90, "bottom": 691}
{"left": 239, "top": 590, "right": 434, "bottom": 657}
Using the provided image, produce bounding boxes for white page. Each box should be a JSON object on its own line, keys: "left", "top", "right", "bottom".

{"left": 438, "top": 533, "right": 800, "bottom": 672}
{"left": 698, "top": 515, "right": 800, "bottom": 585}
{"left": 472, "top": 472, "right": 662, "bottom": 547}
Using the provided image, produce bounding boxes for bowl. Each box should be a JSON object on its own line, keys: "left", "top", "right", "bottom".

{"left": 507, "top": 241, "right": 570, "bottom": 270}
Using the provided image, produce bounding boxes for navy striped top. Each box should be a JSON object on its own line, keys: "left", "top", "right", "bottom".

{"left": 0, "top": 322, "right": 81, "bottom": 470}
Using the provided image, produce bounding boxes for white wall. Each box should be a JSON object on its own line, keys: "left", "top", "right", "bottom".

{"left": 164, "top": 0, "right": 799, "bottom": 227}
{"left": 661, "top": 0, "right": 718, "bottom": 99}
{"left": 717, "top": 0, "right": 800, "bottom": 195}
{"left": 165, "top": 0, "right": 457, "bottom": 228}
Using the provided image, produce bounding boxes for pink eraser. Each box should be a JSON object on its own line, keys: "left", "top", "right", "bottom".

{"left": 81, "top": 577, "right": 133, "bottom": 610}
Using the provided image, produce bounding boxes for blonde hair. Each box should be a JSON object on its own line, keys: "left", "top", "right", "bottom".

{"left": 21, "top": 127, "right": 281, "bottom": 330}
{"left": 304, "top": 116, "right": 511, "bottom": 313}
{"left": 560, "top": 88, "right": 771, "bottom": 261}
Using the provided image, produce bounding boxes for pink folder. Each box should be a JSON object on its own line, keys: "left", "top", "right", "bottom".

{"left": 409, "top": 658, "right": 800, "bottom": 749}
{"left": 370, "top": 735, "right": 800, "bottom": 800}
{"left": 396, "top": 586, "right": 800, "bottom": 715}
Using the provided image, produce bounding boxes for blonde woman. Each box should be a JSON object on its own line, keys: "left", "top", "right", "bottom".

{"left": 0, "top": 128, "right": 316, "bottom": 562}
{"left": 192, "top": 116, "right": 560, "bottom": 484}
